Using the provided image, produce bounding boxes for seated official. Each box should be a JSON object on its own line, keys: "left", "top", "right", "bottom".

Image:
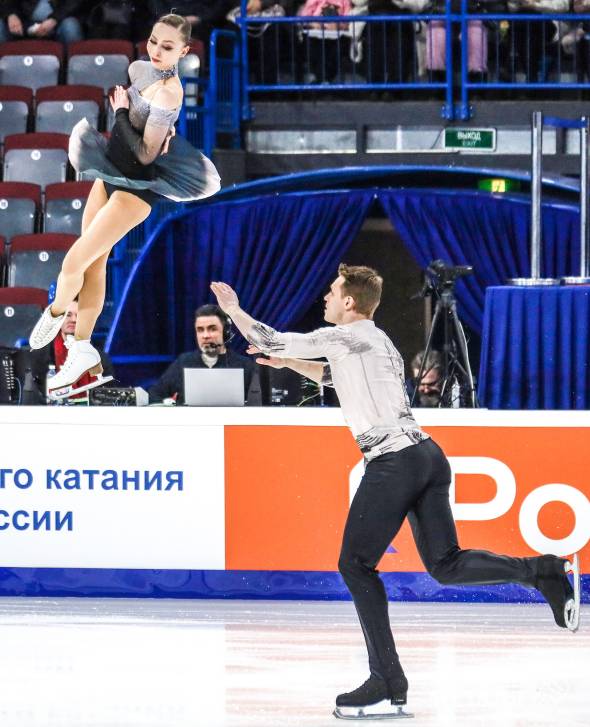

{"left": 30, "top": 299, "right": 115, "bottom": 402}
{"left": 405, "top": 349, "right": 443, "bottom": 408}
{"left": 148, "top": 304, "right": 260, "bottom": 405}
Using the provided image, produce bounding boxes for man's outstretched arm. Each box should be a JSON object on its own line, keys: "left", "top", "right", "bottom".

{"left": 210, "top": 281, "right": 350, "bottom": 364}
{"left": 245, "top": 344, "right": 328, "bottom": 385}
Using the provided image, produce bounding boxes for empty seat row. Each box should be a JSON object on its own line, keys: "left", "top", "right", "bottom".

{"left": 0, "top": 181, "right": 91, "bottom": 239}
{"left": 0, "top": 39, "right": 203, "bottom": 93}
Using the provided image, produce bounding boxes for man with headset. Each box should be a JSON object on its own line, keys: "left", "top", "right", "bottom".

{"left": 148, "top": 304, "right": 259, "bottom": 404}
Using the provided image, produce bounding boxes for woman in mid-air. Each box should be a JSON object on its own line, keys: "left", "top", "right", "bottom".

{"left": 29, "top": 13, "right": 221, "bottom": 399}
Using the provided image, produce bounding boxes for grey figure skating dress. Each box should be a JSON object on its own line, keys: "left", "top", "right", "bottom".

{"left": 68, "top": 60, "right": 220, "bottom": 202}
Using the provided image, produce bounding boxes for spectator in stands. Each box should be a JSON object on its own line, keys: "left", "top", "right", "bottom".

{"left": 86, "top": 0, "right": 135, "bottom": 40}
{"left": 562, "top": 0, "right": 589, "bottom": 81}
{"left": 298, "top": 0, "right": 368, "bottom": 84}
{"left": 365, "top": 0, "right": 429, "bottom": 85}
{"left": 406, "top": 349, "right": 443, "bottom": 407}
{"left": 507, "top": 0, "right": 569, "bottom": 82}
{"left": 227, "top": 0, "right": 298, "bottom": 85}
{"left": 30, "top": 299, "right": 115, "bottom": 402}
{"left": 148, "top": 304, "right": 260, "bottom": 405}
{"left": 425, "top": 1, "right": 504, "bottom": 82}
{"left": 0, "top": 0, "right": 85, "bottom": 44}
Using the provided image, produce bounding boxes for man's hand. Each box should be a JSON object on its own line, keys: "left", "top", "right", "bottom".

{"left": 7, "top": 14, "right": 24, "bottom": 36}
{"left": 210, "top": 282, "right": 240, "bottom": 315}
{"left": 246, "top": 345, "right": 286, "bottom": 369}
{"left": 34, "top": 18, "right": 57, "bottom": 36}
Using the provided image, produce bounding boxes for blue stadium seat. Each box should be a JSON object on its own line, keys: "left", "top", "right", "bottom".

{"left": 7, "top": 233, "right": 76, "bottom": 289}
{"left": 0, "top": 183, "right": 40, "bottom": 241}
{"left": 0, "top": 40, "right": 63, "bottom": 92}
{"left": 3, "top": 133, "right": 70, "bottom": 189}
{"left": 0, "top": 286, "right": 47, "bottom": 348}
{"left": 35, "top": 85, "right": 104, "bottom": 134}
{"left": 44, "top": 181, "right": 93, "bottom": 235}
{"left": 67, "top": 40, "right": 133, "bottom": 92}
{"left": 0, "top": 86, "right": 32, "bottom": 143}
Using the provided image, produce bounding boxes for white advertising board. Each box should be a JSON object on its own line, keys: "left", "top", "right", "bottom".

{"left": 0, "top": 420, "right": 225, "bottom": 569}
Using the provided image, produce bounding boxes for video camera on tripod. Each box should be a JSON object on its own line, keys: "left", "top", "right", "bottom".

{"left": 426, "top": 260, "right": 473, "bottom": 289}
{"left": 412, "top": 259, "right": 477, "bottom": 408}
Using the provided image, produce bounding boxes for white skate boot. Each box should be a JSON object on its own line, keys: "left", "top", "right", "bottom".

{"left": 29, "top": 305, "right": 65, "bottom": 349}
{"left": 47, "top": 339, "right": 113, "bottom": 401}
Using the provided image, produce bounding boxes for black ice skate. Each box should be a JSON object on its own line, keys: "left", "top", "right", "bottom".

{"left": 535, "top": 553, "right": 580, "bottom": 632}
{"left": 333, "top": 674, "right": 413, "bottom": 720}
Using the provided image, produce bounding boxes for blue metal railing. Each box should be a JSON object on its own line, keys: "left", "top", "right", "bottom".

{"left": 237, "top": 1, "right": 455, "bottom": 119}
{"left": 459, "top": 1, "right": 590, "bottom": 119}
{"left": 236, "top": 0, "right": 590, "bottom": 120}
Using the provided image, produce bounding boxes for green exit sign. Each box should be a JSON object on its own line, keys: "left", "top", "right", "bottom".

{"left": 444, "top": 128, "right": 496, "bottom": 151}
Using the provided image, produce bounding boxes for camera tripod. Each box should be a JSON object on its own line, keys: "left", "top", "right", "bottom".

{"left": 412, "top": 269, "right": 478, "bottom": 409}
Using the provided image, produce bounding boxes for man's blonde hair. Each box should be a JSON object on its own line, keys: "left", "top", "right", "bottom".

{"left": 338, "top": 263, "right": 383, "bottom": 316}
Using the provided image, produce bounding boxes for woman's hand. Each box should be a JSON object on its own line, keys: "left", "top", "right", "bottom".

{"left": 110, "top": 85, "right": 130, "bottom": 112}
{"left": 161, "top": 125, "right": 176, "bottom": 155}
{"left": 210, "top": 282, "right": 240, "bottom": 314}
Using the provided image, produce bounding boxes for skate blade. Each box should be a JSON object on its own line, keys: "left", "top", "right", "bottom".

{"left": 564, "top": 553, "right": 581, "bottom": 633}
{"left": 49, "top": 375, "right": 113, "bottom": 401}
{"left": 333, "top": 704, "right": 414, "bottom": 720}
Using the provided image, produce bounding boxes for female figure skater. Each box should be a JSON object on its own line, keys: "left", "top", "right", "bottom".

{"left": 29, "top": 13, "right": 221, "bottom": 399}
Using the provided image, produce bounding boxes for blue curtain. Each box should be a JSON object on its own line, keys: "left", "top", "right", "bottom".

{"left": 108, "top": 190, "right": 375, "bottom": 356}
{"left": 377, "top": 190, "right": 581, "bottom": 333}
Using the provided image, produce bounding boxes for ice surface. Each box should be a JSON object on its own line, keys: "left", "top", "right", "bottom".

{"left": 0, "top": 599, "right": 587, "bottom": 726}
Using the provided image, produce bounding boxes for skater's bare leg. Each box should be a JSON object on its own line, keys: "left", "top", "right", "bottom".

{"left": 76, "top": 252, "right": 109, "bottom": 341}
{"left": 50, "top": 190, "right": 151, "bottom": 317}
{"left": 81, "top": 179, "right": 109, "bottom": 234}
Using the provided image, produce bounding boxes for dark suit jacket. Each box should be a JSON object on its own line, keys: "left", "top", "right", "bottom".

{"left": 148, "top": 348, "right": 259, "bottom": 405}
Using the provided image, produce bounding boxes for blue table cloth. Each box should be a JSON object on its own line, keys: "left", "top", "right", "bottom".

{"left": 479, "top": 286, "right": 590, "bottom": 409}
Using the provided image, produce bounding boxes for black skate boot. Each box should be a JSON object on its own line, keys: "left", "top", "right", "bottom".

{"left": 333, "top": 674, "right": 413, "bottom": 720}
{"left": 535, "top": 553, "right": 580, "bottom": 632}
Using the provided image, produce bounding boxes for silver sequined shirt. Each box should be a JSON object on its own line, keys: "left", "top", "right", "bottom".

{"left": 248, "top": 319, "right": 429, "bottom": 461}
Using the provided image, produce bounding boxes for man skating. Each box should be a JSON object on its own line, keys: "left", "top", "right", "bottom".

{"left": 211, "top": 264, "right": 580, "bottom": 720}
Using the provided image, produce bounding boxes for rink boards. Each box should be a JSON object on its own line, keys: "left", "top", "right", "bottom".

{"left": 0, "top": 407, "right": 588, "bottom": 601}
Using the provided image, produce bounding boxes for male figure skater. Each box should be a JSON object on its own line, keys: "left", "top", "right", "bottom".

{"left": 211, "top": 265, "right": 580, "bottom": 721}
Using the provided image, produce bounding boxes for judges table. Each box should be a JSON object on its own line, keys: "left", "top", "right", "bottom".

{"left": 1, "top": 407, "right": 588, "bottom": 602}
{"left": 479, "top": 285, "right": 590, "bottom": 409}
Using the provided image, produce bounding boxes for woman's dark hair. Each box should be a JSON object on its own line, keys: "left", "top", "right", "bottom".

{"left": 156, "top": 13, "right": 192, "bottom": 45}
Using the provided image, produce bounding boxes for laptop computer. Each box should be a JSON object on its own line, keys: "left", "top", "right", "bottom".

{"left": 183, "top": 368, "right": 245, "bottom": 407}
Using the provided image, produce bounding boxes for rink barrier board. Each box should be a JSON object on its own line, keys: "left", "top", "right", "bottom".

{"left": 0, "top": 408, "right": 589, "bottom": 601}
{"left": 0, "top": 568, "right": 589, "bottom": 602}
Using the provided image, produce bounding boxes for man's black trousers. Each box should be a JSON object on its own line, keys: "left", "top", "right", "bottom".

{"left": 338, "top": 438, "right": 539, "bottom": 681}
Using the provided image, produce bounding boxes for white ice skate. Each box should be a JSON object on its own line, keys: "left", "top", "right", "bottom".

{"left": 29, "top": 305, "right": 65, "bottom": 349}
{"left": 47, "top": 339, "right": 113, "bottom": 401}
{"left": 564, "top": 553, "right": 581, "bottom": 633}
{"left": 333, "top": 676, "right": 414, "bottom": 721}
